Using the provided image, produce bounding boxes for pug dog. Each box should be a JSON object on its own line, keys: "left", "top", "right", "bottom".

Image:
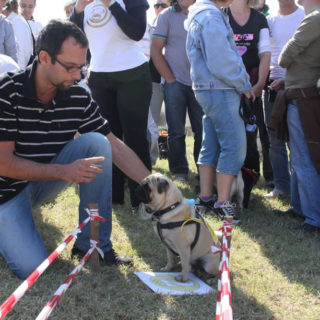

{"left": 135, "top": 173, "right": 221, "bottom": 282}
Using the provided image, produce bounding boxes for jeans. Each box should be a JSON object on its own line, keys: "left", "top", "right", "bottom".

{"left": 287, "top": 100, "right": 320, "bottom": 227}
{"left": 264, "top": 89, "right": 290, "bottom": 193}
{"left": 195, "top": 89, "right": 246, "bottom": 175}
{"left": 163, "top": 81, "right": 203, "bottom": 174}
{"left": 0, "top": 133, "right": 112, "bottom": 279}
{"left": 88, "top": 63, "right": 152, "bottom": 206}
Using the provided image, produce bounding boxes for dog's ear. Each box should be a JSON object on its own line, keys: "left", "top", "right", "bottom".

{"left": 157, "top": 178, "right": 169, "bottom": 194}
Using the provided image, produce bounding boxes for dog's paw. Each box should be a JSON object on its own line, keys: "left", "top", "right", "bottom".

{"left": 174, "top": 274, "right": 189, "bottom": 282}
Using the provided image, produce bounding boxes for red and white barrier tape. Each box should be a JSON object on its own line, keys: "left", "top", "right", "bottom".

{"left": 212, "top": 220, "right": 233, "bottom": 320}
{"left": 0, "top": 209, "right": 105, "bottom": 320}
{"left": 35, "top": 240, "right": 103, "bottom": 320}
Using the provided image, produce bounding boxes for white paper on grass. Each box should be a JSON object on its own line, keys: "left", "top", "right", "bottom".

{"left": 134, "top": 272, "right": 214, "bottom": 295}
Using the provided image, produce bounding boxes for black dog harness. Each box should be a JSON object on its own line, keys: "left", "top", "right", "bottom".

{"left": 152, "top": 202, "right": 201, "bottom": 257}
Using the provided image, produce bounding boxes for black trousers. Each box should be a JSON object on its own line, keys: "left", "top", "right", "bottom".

{"left": 88, "top": 63, "right": 152, "bottom": 207}
{"left": 244, "top": 96, "right": 273, "bottom": 181}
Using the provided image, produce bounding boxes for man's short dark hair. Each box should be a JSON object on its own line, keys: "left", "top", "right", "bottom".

{"left": 36, "top": 19, "right": 88, "bottom": 63}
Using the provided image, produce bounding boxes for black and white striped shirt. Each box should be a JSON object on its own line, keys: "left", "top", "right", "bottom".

{"left": 0, "top": 62, "right": 110, "bottom": 204}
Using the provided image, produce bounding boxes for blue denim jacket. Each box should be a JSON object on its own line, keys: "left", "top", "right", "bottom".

{"left": 186, "top": 1, "right": 251, "bottom": 94}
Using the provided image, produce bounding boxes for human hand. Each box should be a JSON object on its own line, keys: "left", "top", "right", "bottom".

{"left": 252, "top": 83, "right": 264, "bottom": 97}
{"left": 270, "top": 79, "right": 285, "bottom": 91}
{"left": 75, "top": 0, "right": 94, "bottom": 13}
{"left": 165, "top": 77, "right": 176, "bottom": 84}
{"left": 63, "top": 156, "right": 105, "bottom": 183}
{"left": 244, "top": 89, "right": 255, "bottom": 102}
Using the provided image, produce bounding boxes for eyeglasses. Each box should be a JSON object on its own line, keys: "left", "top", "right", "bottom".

{"left": 54, "top": 57, "right": 86, "bottom": 73}
{"left": 154, "top": 3, "right": 168, "bottom": 9}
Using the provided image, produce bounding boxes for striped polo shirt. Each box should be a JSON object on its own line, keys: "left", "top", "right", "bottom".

{"left": 0, "top": 61, "right": 110, "bottom": 205}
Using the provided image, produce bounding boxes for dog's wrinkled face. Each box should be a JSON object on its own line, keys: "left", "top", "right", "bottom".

{"left": 135, "top": 173, "right": 182, "bottom": 211}
{"left": 135, "top": 174, "right": 169, "bottom": 204}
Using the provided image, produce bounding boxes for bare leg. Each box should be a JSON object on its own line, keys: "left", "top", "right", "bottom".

{"left": 199, "top": 164, "right": 216, "bottom": 197}
{"left": 216, "top": 172, "right": 234, "bottom": 202}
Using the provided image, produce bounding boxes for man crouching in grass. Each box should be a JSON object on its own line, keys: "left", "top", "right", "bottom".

{"left": 0, "top": 19, "right": 150, "bottom": 279}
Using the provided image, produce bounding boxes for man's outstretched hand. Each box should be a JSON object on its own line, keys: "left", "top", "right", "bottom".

{"left": 63, "top": 156, "right": 105, "bottom": 183}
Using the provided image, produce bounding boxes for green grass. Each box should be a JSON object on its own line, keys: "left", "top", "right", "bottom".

{"left": 0, "top": 137, "right": 319, "bottom": 320}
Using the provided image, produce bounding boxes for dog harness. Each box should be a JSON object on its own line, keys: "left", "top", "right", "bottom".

{"left": 152, "top": 202, "right": 201, "bottom": 257}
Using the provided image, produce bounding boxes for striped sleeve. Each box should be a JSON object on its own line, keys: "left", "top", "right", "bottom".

{"left": 78, "top": 95, "right": 110, "bottom": 136}
{"left": 0, "top": 75, "right": 18, "bottom": 141}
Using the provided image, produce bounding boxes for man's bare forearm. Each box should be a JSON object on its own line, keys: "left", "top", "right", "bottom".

{"left": 108, "top": 133, "right": 150, "bottom": 184}
{"left": 151, "top": 39, "right": 175, "bottom": 83}
{"left": 0, "top": 152, "right": 64, "bottom": 181}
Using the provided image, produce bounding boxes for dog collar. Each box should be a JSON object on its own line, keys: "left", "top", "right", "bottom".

{"left": 152, "top": 201, "right": 182, "bottom": 220}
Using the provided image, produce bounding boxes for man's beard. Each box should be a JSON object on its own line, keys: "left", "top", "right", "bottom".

{"left": 54, "top": 80, "right": 76, "bottom": 91}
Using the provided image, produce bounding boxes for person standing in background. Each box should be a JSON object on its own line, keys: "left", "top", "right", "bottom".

{"left": 271, "top": 0, "right": 320, "bottom": 232}
{"left": 64, "top": 0, "right": 76, "bottom": 18}
{"left": 263, "top": 0, "right": 304, "bottom": 199}
{"left": 226, "top": 0, "right": 273, "bottom": 198}
{"left": 186, "top": 0, "right": 253, "bottom": 222}
{"left": 151, "top": 0, "right": 203, "bottom": 183}
{"left": 19, "top": 0, "right": 43, "bottom": 39}
{"left": 143, "top": 0, "right": 171, "bottom": 165}
{"left": 4, "top": 0, "right": 33, "bottom": 68}
{"left": 149, "top": 0, "right": 170, "bottom": 128}
{"left": 71, "top": 0, "right": 152, "bottom": 208}
{"left": 0, "top": 0, "right": 17, "bottom": 62}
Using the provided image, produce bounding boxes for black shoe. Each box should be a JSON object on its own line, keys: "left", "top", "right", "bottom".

{"left": 103, "top": 248, "right": 133, "bottom": 266}
{"left": 194, "top": 196, "right": 215, "bottom": 211}
{"left": 273, "top": 208, "right": 300, "bottom": 217}
{"left": 71, "top": 246, "right": 86, "bottom": 260}
{"left": 296, "top": 223, "right": 319, "bottom": 233}
{"left": 212, "top": 201, "right": 241, "bottom": 224}
{"left": 71, "top": 246, "right": 133, "bottom": 266}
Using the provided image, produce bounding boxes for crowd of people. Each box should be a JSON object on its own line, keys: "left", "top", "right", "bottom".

{"left": 0, "top": 0, "right": 319, "bottom": 280}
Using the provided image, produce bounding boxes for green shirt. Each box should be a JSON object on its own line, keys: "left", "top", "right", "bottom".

{"left": 279, "top": 6, "right": 320, "bottom": 89}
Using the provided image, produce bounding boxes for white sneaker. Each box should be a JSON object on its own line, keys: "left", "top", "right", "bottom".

{"left": 264, "top": 188, "right": 288, "bottom": 199}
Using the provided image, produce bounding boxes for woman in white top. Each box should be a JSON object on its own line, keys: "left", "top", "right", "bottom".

{"left": 71, "top": 0, "right": 152, "bottom": 207}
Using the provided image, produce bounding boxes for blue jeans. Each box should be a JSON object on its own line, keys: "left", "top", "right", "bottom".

{"left": 287, "top": 100, "right": 320, "bottom": 227}
{"left": 163, "top": 81, "right": 203, "bottom": 174}
{"left": 195, "top": 89, "right": 246, "bottom": 175}
{"left": 0, "top": 133, "right": 112, "bottom": 279}
{"left": 264, "top": 90, "right": 290, "bottom": 193}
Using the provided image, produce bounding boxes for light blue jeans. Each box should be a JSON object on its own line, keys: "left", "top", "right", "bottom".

{"left": 287, "top": 100, "right": 320, "bottom": 227}
{"left": 0, "top": 133, "right": 112, "bottom": 279}
{"left": 264, "top": 91, "right": 290, "bottom": 193}
{"left": 195, "top": 89, "right": 246, "bottom": 175}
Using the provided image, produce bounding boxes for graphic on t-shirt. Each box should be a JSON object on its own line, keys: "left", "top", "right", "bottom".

{"left": 234, "top": 34, "right": 254, "bottom": 56}
{"left": 87, "top": 3, "right": 112, "bottom": 28}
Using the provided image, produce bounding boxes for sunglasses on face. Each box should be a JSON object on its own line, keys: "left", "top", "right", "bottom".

{"left": 154, "top": 3, "right": 168, "bottom": 9}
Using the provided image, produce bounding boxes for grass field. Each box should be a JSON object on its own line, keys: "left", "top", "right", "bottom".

{"left": 0, "top": 137, "right": 319, "bottom": 320}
